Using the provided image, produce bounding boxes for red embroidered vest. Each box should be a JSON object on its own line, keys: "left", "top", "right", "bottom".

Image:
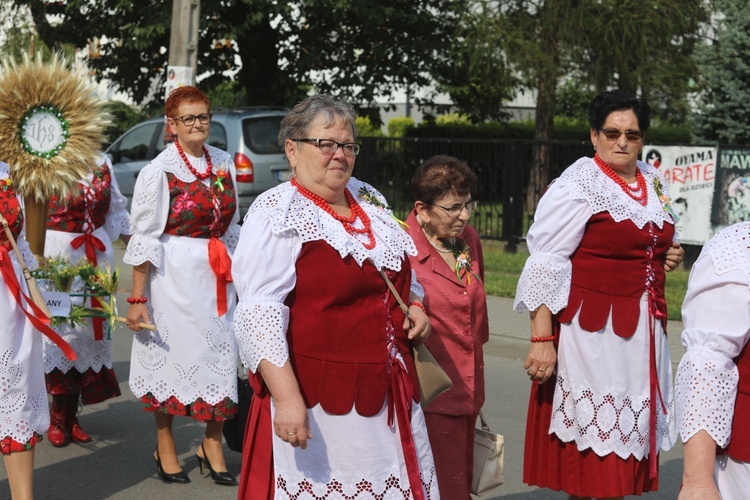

{"left": 164, "top": 173, "right": 236, "bottom": 238}
{"left": 557, "top": 212, "right": 674, "bottom": 336}
{"left": 727, "top": 342, "right": 750, "bottom": 461}
{"left": 0, "top": 183, "right": 23, "bottom": 251}
{"left": 285, "top": 240, "right": 420, "bottom": 416}
{"left": 47, "top": 163, "right": 111, "bottom": 232}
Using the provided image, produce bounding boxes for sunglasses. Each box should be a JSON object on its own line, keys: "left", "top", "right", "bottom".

{"left": 600, "top": 128, "right": 643, "bottom": 143}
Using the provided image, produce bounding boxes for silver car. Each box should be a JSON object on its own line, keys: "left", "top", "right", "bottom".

{"left": 105, "top": 107, "right": 290, "bottom": 218}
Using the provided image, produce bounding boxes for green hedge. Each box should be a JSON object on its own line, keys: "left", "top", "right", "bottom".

{"left": 406, "top": 120, "right": 691, "bottom": 144}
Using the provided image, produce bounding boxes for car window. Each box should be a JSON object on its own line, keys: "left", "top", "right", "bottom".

{"left": 118, "top": 123, "right": 159, "bottom": 162}
{"left": 153, "top": 121, "right": 227, "bottom": 153}
{"left": 243, "top": 116, "right": 283, "bottom": 155}
{"left": 207, "top": 122, "right": 227, "bottom": 150}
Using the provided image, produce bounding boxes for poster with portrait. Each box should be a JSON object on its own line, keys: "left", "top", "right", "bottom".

{"left": 642, "top": 145, "right": 717, "bottom": 245}
{"left": 710, "top": 147, "right": 750, "bottom": 233}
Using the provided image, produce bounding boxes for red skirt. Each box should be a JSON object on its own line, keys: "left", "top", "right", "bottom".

{"left": 524, "top": 374, "right": 659, "bottom": 497}
{"left": 140, "top": 393, "right": 238, "bottom": 422}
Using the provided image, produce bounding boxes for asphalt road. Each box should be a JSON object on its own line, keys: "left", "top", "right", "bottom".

{"left": 0, "top": 244, "right": 686, "bottom": 499}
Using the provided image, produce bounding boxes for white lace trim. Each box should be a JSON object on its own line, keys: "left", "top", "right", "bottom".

{"left": 250, "top": 178, "right": 417, "bottom": 272}
{"left": 560, "top": 157, "right": 674, "bottom": 229}
{"left": 675, "top": 346, "right": 738, "bottom": 448}
{"left": 234, "top": 300, "right": 289, "bottom": 372}
{"left": 514, "top": 253, "right": 572, "bottom": 313}
{"left": 276, "top": 463, "right": 439, "bottom": 499}
{"left": 701, "top": 221, "right": 750, "bottom": 279}
{"left": 551, "top": 371, "right": 676, "bottom": 460}
{"left": 159, "top": 143, "right": 233, "bottom": 183}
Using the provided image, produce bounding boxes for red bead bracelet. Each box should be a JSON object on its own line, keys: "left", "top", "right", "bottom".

{"left": 409, "top": 301, "right": 427, "bottom": 314}
{"left": 530, "top": 335, "right": 555, "bottom": 343}
{"left": 127, "top": 297, "right": 148, "bottom": 304}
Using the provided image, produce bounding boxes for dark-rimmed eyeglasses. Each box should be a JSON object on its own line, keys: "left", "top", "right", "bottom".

{"left": 172, "top": 113, "right": 212, "bottom": 126}
{"left": 434, "top": 200, "right": 478, "bottom": 217}
{"left": 292, "top": 138, "right": 361, "bottom": 157}
{"left": 600, "top": 128, "right": 643, "bottom": 143}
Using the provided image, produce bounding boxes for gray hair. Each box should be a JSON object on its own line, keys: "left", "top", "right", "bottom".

{"left": 278, "top": 95, "right": 358, "bottom": 155}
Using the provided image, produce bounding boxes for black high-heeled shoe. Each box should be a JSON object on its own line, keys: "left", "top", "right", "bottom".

{"left": 154, "top": 447, "right": 190, "bottom": 484}
{"left": 196, "top": 443, "right": 238, "bottom": 486}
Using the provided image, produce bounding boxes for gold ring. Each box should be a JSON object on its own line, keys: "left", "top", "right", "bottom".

{"left": 287, "top": 432, "right": 296, "bottom": 436}
{"left": 538, "top": 368, "right": 545, "bottom": 372}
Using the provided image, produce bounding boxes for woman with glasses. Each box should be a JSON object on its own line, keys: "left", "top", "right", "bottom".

{"left": 232, "top": 94, "right": 439, "bottom": 498}
{"left": 124, "top": 85, "right": 240, "bottom": 486}
{"left": 515, "top": 90, "right": 684, "bottom": 498}
{"left": 404, "top": 155, "right": 489, "bottom": 499}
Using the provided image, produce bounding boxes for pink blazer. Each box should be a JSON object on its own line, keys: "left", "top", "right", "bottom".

{"left": 405, "top": 210, "right": 489, "bottom": 415}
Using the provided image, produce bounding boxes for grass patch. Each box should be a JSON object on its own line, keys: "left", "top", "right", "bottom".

{"left": 481, "top": 239, "right": 689, "bottom": 321}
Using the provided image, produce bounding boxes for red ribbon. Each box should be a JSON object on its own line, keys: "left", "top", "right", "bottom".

{"left": 70, "top": 234, "right": 107, "bottom": 340}
{"left": 647, "top": 287, "right": 668, "bottom": 480}
{"left": 70, "top": 233, "right": 106, "bottom": 267}
{"left": 208, "top": 237, "right": 233, "bottom": 316}
{"left": 387, "top": 355, "right": 426, "bottom": 500}
{"left": 0, "top": 248, "right": 77, "bottom": 361}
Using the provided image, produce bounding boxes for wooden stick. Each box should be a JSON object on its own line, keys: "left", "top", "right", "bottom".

{"left": 0, "top": 213, "right": 52, "bottom": 319}
{"left": 116, "top": 317, "right": 157, "bottom": 331}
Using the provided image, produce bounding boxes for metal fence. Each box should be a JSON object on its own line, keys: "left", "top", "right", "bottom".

{"left": 354, "top": 136, "right": 593, "bottom": 248}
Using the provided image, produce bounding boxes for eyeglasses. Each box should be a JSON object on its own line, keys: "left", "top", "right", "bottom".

{"left": 172, "top": 113, "right": 212, "bottom": 126}
{"left": 292, "top": 138, "right": 361, "bottom": 157}
{"left": 600, "top": 128, "right": 643, "bottom": 143}
{"left": 434, "top": 200, "right": 478, "bottom": 217}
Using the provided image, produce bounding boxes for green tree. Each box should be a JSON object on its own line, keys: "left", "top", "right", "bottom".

{"left": 8, "top": 0, "right": 463, "bottom": 112}
{"left": 691, "top": 0, "right": 750, "bottom": 145}
{"left": 459, "top": 0, "right": 708, "bottom": 210}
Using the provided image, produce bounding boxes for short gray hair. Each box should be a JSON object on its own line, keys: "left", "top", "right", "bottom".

{"left": 278, "top": 95, "right": 358, "bottom": 155}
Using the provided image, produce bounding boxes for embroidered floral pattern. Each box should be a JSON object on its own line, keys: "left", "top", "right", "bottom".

{"left": 165, "top": 172, "right": 236, "bottom": 238}
{"left": 48, "top": 162, "right": 112, "bottom": 233}
{"left": 0, "top": 183, "right": 23, "bottom": 252}
{"left": 0, "top": 433, "right": 42, "bottom": 455}
{"left": 140, "top": 393, "right": 238, "bottom": 422}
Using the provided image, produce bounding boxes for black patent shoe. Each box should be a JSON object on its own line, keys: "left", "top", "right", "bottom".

{"left": 196, "top": 443, "right": 238, "bottom": 486}
{"left": 154, "top": 447, "right": 190, "bottom": 484}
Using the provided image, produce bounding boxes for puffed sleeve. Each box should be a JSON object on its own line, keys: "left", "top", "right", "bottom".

{"left": 513, "top": 180, "right": 592, "bottom": 313}
{"left": 122, "top": 162, "right": 170, "bottom": 270}
{"left": 231, "top": 210, "right": 302, "bottom": 372}
{"left": 675, "top": 254, "right": 750, "bottom": 447}
{"left": 102, "top": 156, "right": 134, "bottom": 241}
{"left": 219, "top": 157, "right": 241, "bottom": 254}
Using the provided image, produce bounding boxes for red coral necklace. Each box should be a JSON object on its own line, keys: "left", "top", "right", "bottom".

{"left": 175, "top": 140, "right": 213, "bottom": 180}
{"left": 594, "top": 154, "right": 648, "bottom": 206}
{"left": 292, "top": 178, "right": 376, "bottom": 249}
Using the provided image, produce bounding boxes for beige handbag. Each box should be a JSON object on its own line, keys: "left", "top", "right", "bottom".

{"left": 472, "top": 410, "right": 505, "bottom": 495}
{"left": 378, "top": 269, "right": 452, "bottom": 407}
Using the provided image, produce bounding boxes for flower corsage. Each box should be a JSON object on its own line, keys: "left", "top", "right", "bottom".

{"left": 443, "top": 238, "right": 481, "bottom": 285}
{"left": 358, "top": 186, "right": 408, "bottom": 228}
{"left": 1, "top": 177, "right": 11, "bottom": 191}
{"left": 653, "top": 178, "right": 680, "bottom": 223}
{"left": 214, "top": 162, "right": 229, "bottom": 192}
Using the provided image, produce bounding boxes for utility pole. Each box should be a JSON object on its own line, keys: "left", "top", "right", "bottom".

{"left": 167, "top": 0, "right": 200, "bottom": 93}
